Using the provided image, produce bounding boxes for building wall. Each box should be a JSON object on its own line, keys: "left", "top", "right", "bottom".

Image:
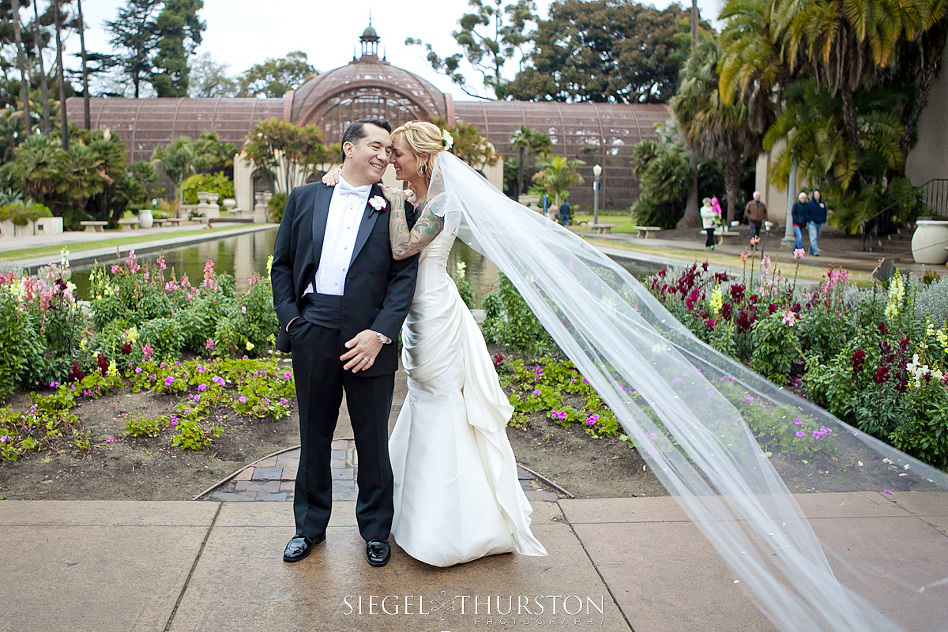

{"left": 905, "top": 45, "right": 948, "bottom": 186}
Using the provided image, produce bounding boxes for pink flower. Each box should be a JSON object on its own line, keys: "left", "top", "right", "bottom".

{"left": 795, "top": 430, "right": 806, "bottom": 437}
{"left": 142, "top": 343, "right": 153, "bottom": 359}
{"left": 238, "top": 396, "right": 247, "bottom": 403}
{"left": 204, "top": 338, "right": 215, "bottom": 351}
{"left": 782, "top": 310, "right": 797, "bottom": 327}
{"left": 164, "top": 376, "right": 175, "bottom": 386}
{"left": 794, "top": 418, "right": 802, "bottom": 425}
{"left": 740, "top": 251, "right": 749, "bottom": 262}
{"left": 282, "top": 371, "right": 292, "bottom": 379}
{"left": 532, "top": 389, "right": 541, "bottom": 396}
{"left": 585, "top": 414, "right": 599, "bottom": 426}
{"left": 793, "top": 248, "right": 805, "bottom": 260}
{"left": 197, "top": 383, "right": 207, "bottom": 392}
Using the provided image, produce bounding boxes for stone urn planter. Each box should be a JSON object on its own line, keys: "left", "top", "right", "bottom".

{"left": 911, "top": 220, "right": 948, "bottom": 265}
{"left": 138, "top": 209, "right": 154, "bottom": 229}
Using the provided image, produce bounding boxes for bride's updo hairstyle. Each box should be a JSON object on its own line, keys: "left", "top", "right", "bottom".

{"left": 392, "top": 121, "right": 443, "bottom": 180}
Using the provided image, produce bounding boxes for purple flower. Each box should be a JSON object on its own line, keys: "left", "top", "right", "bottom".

{"left": 795, "top": 430, "right": 806, "bottom": 438}
{"left": 585, "top": 414, "right": 599, "bottom": 426}
{"left": 184, "top": 407, "right": 191, "bottom": 414}
{"left": 106, "top": 438, "right": 116, "bottom": 443}
{"left": 794, "top": 418, "right": 802, "bottom": 425}
{"left": 0, "top": 435, "right": 10, "bottom": 442}
{"left": 49, "top": 381, "right": 59, "bottom": 388}
{"left": 280, "top": 398, "right": 288, "bottom": 405}
{"left": 882, "top": 489, "right": 894, "bottom": 495}
{"left": 535, "top": 366, "right": 543, "bottom": 376}
{"left": 744, "top": 396, "right": 754, "bottom": 403}
{"left": 532, "top": 389, "right": 541, "bottom": 396}
{"left": 238, "top": 396, "right": 246, "bottom": 403}
{"left": 164, "top": 376, "right": 175, "bottom": 387}
{"left": 283, "top": 371, "right": 292, "bottom": 379}
{"left": 197, "top": 383, "right": 207, "bottom": 392}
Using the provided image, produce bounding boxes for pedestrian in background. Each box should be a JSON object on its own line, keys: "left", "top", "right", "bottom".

{"left": 559, "top": 199, "right": 570, "bottom": 227}
{"left": 791, "top": 192, "right": 809, "bottom": 251}
{"left": 700, "top": 197, "right": 717, "bottom": 251}
{"left": 745, "top": 191, "right": 768, "bottom": 246}
{"left": 808, "top": 190, "right": 827, "bottom": 256}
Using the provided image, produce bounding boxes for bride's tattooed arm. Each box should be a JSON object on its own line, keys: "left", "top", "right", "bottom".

{"left": 387, "top": 190, "right": 444, "bottom": 260}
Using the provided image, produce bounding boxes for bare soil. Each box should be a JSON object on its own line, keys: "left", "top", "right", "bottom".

{"left": 0, "top": 384, "right": 666, "bottom": 501}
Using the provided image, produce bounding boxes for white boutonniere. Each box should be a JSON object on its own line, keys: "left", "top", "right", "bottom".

{"left": 368, "top": 195, "right": 387, "bottom": 212}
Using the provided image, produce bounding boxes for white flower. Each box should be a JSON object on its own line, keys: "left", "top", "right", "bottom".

{"left": 441, "top": 129, "right": 454, "bottom": 150}
{"left": 368, "top": 195, "right": 387, "bottom": 211}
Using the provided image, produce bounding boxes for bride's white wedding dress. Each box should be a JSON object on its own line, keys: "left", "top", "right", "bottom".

{"left": 389, "top": 227, "right": 547, "bottom": 567}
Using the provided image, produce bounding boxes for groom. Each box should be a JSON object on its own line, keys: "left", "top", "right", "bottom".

{"left": 271, "top": 119, "right": 418, "bottom": 567}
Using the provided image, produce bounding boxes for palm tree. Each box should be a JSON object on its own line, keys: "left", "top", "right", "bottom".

{"left": 11, "top": 0, "right": 32, "bottom": 137}
{"left": 53, "top": 0, "right": 68, "bottom": 150}
{"left": 152, "top": 137, "right": 197, "bottom": 207}
{"left": 77, "top": 0, "right": 91, "bottom": 130}
{"left": 770, "top": 0, "right": 947, "bottom": 155}
{"left": 510, "top": 126, "right": 552, "bottom": 200}
{"left": 718, "top": 0, "right": 786, "bottom": 134}
{"left": 33, "top": 0, "right": 52, "bottom": 135}
{"left": 671, "top": 38, "right": 762, "bottom": 222}
{"left": 532, "top": 155, "right": 585, "bottom": 208}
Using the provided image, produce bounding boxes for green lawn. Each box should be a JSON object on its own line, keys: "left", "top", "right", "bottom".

{"left": 572, "top": 213, "right": 638, "bottom": 233}
{"left": 0, "top": 227, "right": 245, "bottom": 262}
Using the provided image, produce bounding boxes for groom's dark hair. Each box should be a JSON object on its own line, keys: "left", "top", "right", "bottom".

{"left": 340, "top": 118, "right": 392, "bottom": 161}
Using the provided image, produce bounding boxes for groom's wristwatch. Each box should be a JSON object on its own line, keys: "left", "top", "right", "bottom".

{"left": 374, "top": 331, "right": 391, "bottom": 345}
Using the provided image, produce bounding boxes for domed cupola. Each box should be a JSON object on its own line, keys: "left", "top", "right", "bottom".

{"left": 285, "top": 22, "right": 455, "bottom": 141}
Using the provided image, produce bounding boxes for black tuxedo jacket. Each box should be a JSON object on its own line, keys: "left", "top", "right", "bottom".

{"left": 270, "top": 181, "right": 418, "bottom": 376}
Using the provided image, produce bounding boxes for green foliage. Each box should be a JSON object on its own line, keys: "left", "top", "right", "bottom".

{"left": 152, "top": 136, "right": 197, "bottom": 203}
{"left": 531, "top": 154, "right": 584, "bottom": 206}
{"left": 124, "top": 414, "right": 163, "bottom": 438}
{"left": 237, "top": 51, "right": 316, "bottom": 98}
{"left": 750, "top": 312, "right": 801, "bottom": 385}
{"left": 112, "top": 160, "right": 159, "bottom": 214}
{"left": 506, "top": 0, "right": 698, "bottom": 103}
{"left": 244, "top": 118, "right": 329, "bottom": 196}
{"left": 151, "top": 0, "right": 205, "bottom": 97}
{"left": 211, "top": 274, "right": 279, "bottom": 358}
{"left": 0, "top": 201, "right": 51, "bottom": 225}
{"left": 182, "top": 172, "right": 234, "bottom": 204}
{"left": 267, "top": 192, "right": 288, "bottom": 222}
{"left": 482, "top": 273, "right": 555, "bottom": 356}
{"left": 407, "top": 0, "right": 537, "bottom": 99}
{"left": 139, "top": 317, "right": 186, "bottom": 362}
{"left": 453, "top": 261, "right": 476, "bottom": 309}
{"left": 0, "top": 288, "right": 32, "bottom": 400}
{"left": 433, "top": 116, "right": 499, "bottom": 172}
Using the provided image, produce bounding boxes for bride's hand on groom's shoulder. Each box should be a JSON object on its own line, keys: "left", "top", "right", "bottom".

{"left": 380, "top": 185, "right": 410, "bottom": 206}
{"left": 321, "top": 166, "right": 341, "bottom": 186}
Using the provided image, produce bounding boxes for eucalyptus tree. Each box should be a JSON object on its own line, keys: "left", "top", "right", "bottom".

{"left": 10, "top": 0, "right": 31, "bottom": 136}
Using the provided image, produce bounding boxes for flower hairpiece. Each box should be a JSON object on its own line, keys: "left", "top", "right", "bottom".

{"left": 441, "top": 129, "right": 454, "bottom": 150}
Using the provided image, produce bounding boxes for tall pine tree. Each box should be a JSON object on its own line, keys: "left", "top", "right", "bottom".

{"left": 151, "top": 0, "right": 204, "bottom": 97}
{"left": 105, "top": 0, "right": 161, "bottom": 98}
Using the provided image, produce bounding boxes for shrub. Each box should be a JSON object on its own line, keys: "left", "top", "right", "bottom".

{"left": 482, "top": 273, "right": 555, "bottom": 356}
{"left": 268, "top": 192, "right": 288, "bottom": 222}
{"left": 182, "top": 172, "right": 235, "bottom": 205}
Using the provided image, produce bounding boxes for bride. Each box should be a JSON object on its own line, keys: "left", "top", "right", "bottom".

{"left": 326, "top": 121, "right": 547, "bottom": 567}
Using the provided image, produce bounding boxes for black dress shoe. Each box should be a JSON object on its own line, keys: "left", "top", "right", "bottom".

{"left": 283, "top": 534, "right": 325, "bottom": 563}
{"left": 365, "top": 540, "right": 391, "bottom": 567}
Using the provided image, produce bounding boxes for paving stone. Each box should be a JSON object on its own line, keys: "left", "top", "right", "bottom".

{"left": 235, "top": 480, "right": 282, "bottom": 493}
{"left": 251, "top": 466, "right": 284, "bottom": 481}
{"left": 282, "top": 468, "right": 297, "bottom": 481}
{"left": 231, "top": 468, "right": 253, "bottom": 482}
{"left": 330, "top": 450, "right": 346, "bottom": 461}
{"left": 524, "top": 489, "right": 560, "bottom": 502}
{"left": 330, "top": 459, "right": 346, "bottom": 469}
{"left": 254, "top": 456, "right": 278, "bottom": 467}
{"left": 517, "top": 466, "right": 535, "bottom": 480}
{"left": 332, "top": 491, "right": 358, "bottom": 501}
{"left": 207, "top": 491, "right": 258, "bottom": 501}
{"left": 255, "top": 493, "right": 289, "bottom": 502}
{"left": 332, "top": 479, "right": 356, "bottom": 494}
{"left": 331, "top": 468, "right": 354, "bottom": 480}
{"left": 275, "top": 454, "right": 299, "bottom": 467}
{"left": 280, "top": 482, "right": 295, "bottom": 492}
{"left": 330, "top": 439, "right": 347, "bottom": 450}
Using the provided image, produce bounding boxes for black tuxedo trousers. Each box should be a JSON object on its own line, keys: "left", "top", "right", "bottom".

{"left": 270, "top": 182, "right": 418, "bottom": 542}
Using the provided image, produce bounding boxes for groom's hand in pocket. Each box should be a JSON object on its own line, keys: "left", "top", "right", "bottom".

{"left": 341, "top": 330, "right": 383, "bottom": 372}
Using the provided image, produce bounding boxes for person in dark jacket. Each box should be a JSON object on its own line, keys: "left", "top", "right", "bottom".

{"left": 791, "top": 192, "right": 809, "bottom": 251}
{"left": 745, "top": 191, "right": 768, "bottom": 246}
{"left": 807, "top": 190, "right": 827, "bottom": 256}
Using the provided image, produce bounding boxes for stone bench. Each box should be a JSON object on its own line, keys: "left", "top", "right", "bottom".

{"left": 698, "top": 229, "right": 742, "bottom": 245}
{"left": 117, "top": 217, "right": 140, "bottom": 230}
{"left": 80, "top": 221, "right": 107, "bottom": 233}
{"left": 588, "top": 223, "right": 615, "bottom": 234}
{"left": 633, "top": 225, "right": 661, "bottom": 238}
{"left": 154, "top": 217, "right": 185, "bottom": 227}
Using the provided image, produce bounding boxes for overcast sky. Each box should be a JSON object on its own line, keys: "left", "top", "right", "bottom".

{"left": 76, "top": 0, "right": 723, "bottom": 100}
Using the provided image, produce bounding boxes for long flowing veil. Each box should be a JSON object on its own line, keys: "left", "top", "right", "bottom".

{"left": 427, "top": 150, "right": 948, "bottom": 632}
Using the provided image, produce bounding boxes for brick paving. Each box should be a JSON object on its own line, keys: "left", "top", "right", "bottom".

{"left": 205, "top": 440, "right": 559, "bottom": 502}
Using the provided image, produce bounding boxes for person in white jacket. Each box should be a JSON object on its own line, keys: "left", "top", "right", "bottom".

{"left": 700, "top": 197, "right": 718, "bottom": 250}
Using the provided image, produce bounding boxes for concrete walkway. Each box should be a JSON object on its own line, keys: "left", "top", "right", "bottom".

{"left": 1, "top": 223, "right": 947, "bottom": 631}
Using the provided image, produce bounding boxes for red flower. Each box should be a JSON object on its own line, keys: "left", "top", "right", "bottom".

{"left": 851, "top": 349, "right": 866, "bottom": 372}
{"left": 873, "top": 365, "right": 889, "bottom": 384}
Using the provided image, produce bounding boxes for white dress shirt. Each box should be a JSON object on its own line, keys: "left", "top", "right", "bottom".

{"left": 309, "top": 176, "right": 371, "bottom": 296}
